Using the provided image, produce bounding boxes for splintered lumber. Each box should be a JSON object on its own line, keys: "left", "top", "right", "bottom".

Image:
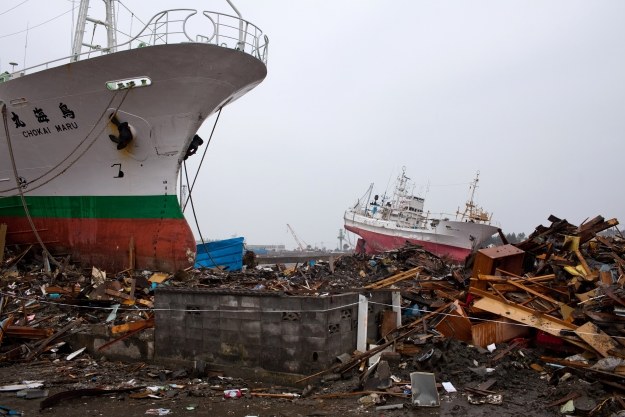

{"left": 5, "top": 325, "right": 53, "bottom": 339}
{"left": 602, "top": 286, "right": 625, "bottom": 309}
{"left": 296, "top": 302, "right": 453, "bottom": 383}
{"left": 110, "top": 316, "right": 154, "bottom": 335}
{"left": 574, "top": 322, "right": 619, "bottom": 358}
{"left": 365, "top": 267, "right": 421, "bottom": 289}
{"left": 433, "top": 301, "right": 472, "bottom": 342}
{"left": 25, "top": 319, "right": 82, "bottom": 361}
{"left": 470, "top": 288, "right": 588, "bottom": 350}
{"left": 0, "top": 315, "right": 15, "bottom": 347}
{"left": 104, "top": 289, "right": 132, "bottom": 300}
{"left": 578, "top": 216, "right": 619, "bottom": 244}
{"left": 504, "top": 279, "right": 563, "bottom": 306}
{"left": 471, "top": 318, "right": 529, "bottom": 348}
{"left": 148, "top": 272, "right": 169, "bottom": 284}
{"left": 380, "top": 311, "right": 398, "bottom": 339}
{"left": 574, "top": 250, "right": 597, "bottom": 281}
{"left": 98, "top": 319, "right": 153, "bottom": 351}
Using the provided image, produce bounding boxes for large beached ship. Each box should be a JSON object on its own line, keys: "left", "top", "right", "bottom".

{"left": 0, "top": 1, "right": 268, "bottom": 272}
{"left": 344, "top": 168, "right": 499, "bottom": 262}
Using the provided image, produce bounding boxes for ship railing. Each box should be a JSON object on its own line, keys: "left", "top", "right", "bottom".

{"left": 4, "top": 9, "right": 268, "bottom": 81}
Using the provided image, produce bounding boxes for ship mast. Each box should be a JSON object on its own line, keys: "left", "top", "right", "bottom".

{"left": 71, "top": 0, "right": 89, "bottom": 61}
{"left": 456, "top": 171, "right": 492, "bottom": 224}
{"left": 71, "top": 0, "right": 117, "bottom": 62}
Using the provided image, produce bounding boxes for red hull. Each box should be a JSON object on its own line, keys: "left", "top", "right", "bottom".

{"left": 345, "top": 225, "right": 471, "bottom": 262}
{"left": 3, "top": 217, "right": 195, "bottom": 272}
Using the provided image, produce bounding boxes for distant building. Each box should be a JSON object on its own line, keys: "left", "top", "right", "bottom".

{"left": 246, "top": 244, "right": 286, "bottom": 252}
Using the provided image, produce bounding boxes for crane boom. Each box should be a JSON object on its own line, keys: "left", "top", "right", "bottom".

{"left": 287, "top": 224, "right": 308, "bottom": 251}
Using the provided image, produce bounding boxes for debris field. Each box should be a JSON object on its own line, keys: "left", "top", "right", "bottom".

{"left": 0, "top": 214, "right": 625, "bottom": 416}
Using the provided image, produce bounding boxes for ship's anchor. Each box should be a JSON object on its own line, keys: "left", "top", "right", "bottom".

{"left": 108, "top": 113, "right": 134, "bottom": 150}
{"left": 183, "top": 134, "right": 204, "bottom": 160}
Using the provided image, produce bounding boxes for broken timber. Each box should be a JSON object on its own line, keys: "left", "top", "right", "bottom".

{"left": 469, "top": 288, "right": 588, "bottom": 350}
{"left": 365, "top": 267, "right": 422, "bottom": 289}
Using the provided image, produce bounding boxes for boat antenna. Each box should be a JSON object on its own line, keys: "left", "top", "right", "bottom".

{"left": 382, "top": 169, "right": 394, "bottom": 201}
{"left": 22, "top": 22, "right": 29, "bottom": 69}
{"left": 71, "top": 0, "right": 75, "bottom": 52}
{"left": 469, "top": 170, "right": 480, "bottom": 208}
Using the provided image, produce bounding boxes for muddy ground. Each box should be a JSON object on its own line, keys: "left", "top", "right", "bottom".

{"left": 0, "top": 338, "right": 620, "bottom": 417}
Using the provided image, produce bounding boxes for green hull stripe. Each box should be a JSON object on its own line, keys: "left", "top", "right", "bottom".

{"left": 0, "top": 195, "right": 184, "bottom": 219}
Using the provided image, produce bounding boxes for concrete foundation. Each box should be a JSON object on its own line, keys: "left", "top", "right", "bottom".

{"left": 154, "top": 288, "right": 360, "bottom": 375}
{"left": 68, "top": 289, "right": 398, "bottom": 382}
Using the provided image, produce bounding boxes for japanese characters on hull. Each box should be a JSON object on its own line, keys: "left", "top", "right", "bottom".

{"left": 11, "top": 102, "right": 78, "bottom": 138}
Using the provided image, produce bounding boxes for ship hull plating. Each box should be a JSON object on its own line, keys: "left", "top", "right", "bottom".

{"left": 0, "top": 43, "right": 267, "bottom": 271}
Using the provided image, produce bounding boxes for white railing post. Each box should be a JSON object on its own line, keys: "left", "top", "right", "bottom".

{"left": 392, "top": 291, "right": 402, "bottom": 328}
{"left": 357, "top": 294, "right": 368, "bottom": 352}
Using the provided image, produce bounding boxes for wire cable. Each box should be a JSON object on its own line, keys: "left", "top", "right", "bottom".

{"left": 1, "top": 104, "right": 61, "bottom": 269}
{"left": 0, "top": 7, "right": 75, "bottom": 39}
{"left": 182, "top": 108, "right": 222, "bottom": 211}
{"left": 0, "top": 0, "right": 29, "bottom": 17}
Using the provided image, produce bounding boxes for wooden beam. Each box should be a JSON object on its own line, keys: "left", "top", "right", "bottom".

{"left": 5, "top": 325, "right": 53, "bottom": 339}
{"left": 110, "top": 316, "right": 154, "bottom": 335}
{"left": 365, "top": 267, "right": 422, "bottom": 289}
{"left": 470, "top": 288, "right": 588, "bottom": 349}
{"left": 505, "top": 280, "right": 562, "bottom": 306}
{"left": 574, "top": 322, "right": 619, "bottom": 358}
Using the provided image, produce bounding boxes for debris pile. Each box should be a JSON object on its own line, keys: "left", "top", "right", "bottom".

{"left": 0, "top": 214, "right": 625, "bottom": 415}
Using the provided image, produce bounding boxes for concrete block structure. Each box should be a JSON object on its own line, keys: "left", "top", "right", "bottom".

{"left": 155, "top": 288, "right": 360, "bottom": 375}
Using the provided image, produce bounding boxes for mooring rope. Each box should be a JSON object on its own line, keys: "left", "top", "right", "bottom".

{"left": 0, "top": 87, "right": 133, "bottom": 270}
{"left": 183, "top": 107, "right": 222, "bottom": 210}
{"left": 183, "top": 161, "right": 220, "bottom": 269}
{"left": 1, "top": 103, "right": 62, "bottom": 269}
{"left": 0, "top": 88, "right": 130, "bottom": 194}
{"left": 180, "top": 108, "right": 224, "bottom": 269}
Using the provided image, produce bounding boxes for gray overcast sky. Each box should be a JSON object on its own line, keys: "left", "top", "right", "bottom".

{"left": 2, "top": 1, "right": 624, "bottom": 250}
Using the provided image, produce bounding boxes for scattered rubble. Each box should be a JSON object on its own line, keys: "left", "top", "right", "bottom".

{"left": 1, "top": 214, "right": 625, "bottom": 415}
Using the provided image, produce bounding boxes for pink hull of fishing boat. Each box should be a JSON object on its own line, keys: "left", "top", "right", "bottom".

{"left": 344, "top": 169, "right": 499, "bottom": 262}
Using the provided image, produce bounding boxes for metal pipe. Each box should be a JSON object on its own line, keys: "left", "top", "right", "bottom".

{"left": 225, "top": 0, "right": 244, "bottom": 49}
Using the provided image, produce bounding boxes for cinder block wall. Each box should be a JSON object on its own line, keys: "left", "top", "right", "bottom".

{"left": 154, "top": 288, "right": 359, "bottom": 375}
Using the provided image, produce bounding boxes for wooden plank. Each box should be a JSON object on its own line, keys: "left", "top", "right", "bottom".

{"left": 98, "top": 321, "right": 153, "bottom": 351}
{"left": 136, "top": 298, "right": 154, "bottom": 308}
{"left": 104, "top": 289, "right": 132, "bottom": 300}
{"left": 365, "top": 267, "right": 421, "bottom": 289}
{"left": 470, "top": 288, "right": 588, "bottom": 349}
{"left": 505, "top": 280, "right": 562, "bottom": 306}
{"left": 600, "top": 270, "right": 613, "bottom": 285}
{"left": 148, "top": 272, "right": 169, "bottom": 284}
{"left": 5, "top": 325, "right": 53, "bottom": 339}
{"left": 574, "top": 322, "right": 619, "bottom": 358}
{"left": 110, "top": 316, "right": 154, "bottom": 335}
{"left": 434, "top": 302, "right": 472, "bottom": 342}
{"left": 471, "top": 318, "right": 529, "bottom": 347}
{"left": 379, "top": 310, "right": 398, "bottom": 339}
{"left": 0, "top": 315, "right": 14, "bottom": 347}
{"left": 574, "top": 250, "right": 596, "bottom": 281}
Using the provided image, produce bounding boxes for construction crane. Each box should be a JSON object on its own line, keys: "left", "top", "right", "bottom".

{"left": 287, "top": 224, "right": 309, "bottom": 251}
